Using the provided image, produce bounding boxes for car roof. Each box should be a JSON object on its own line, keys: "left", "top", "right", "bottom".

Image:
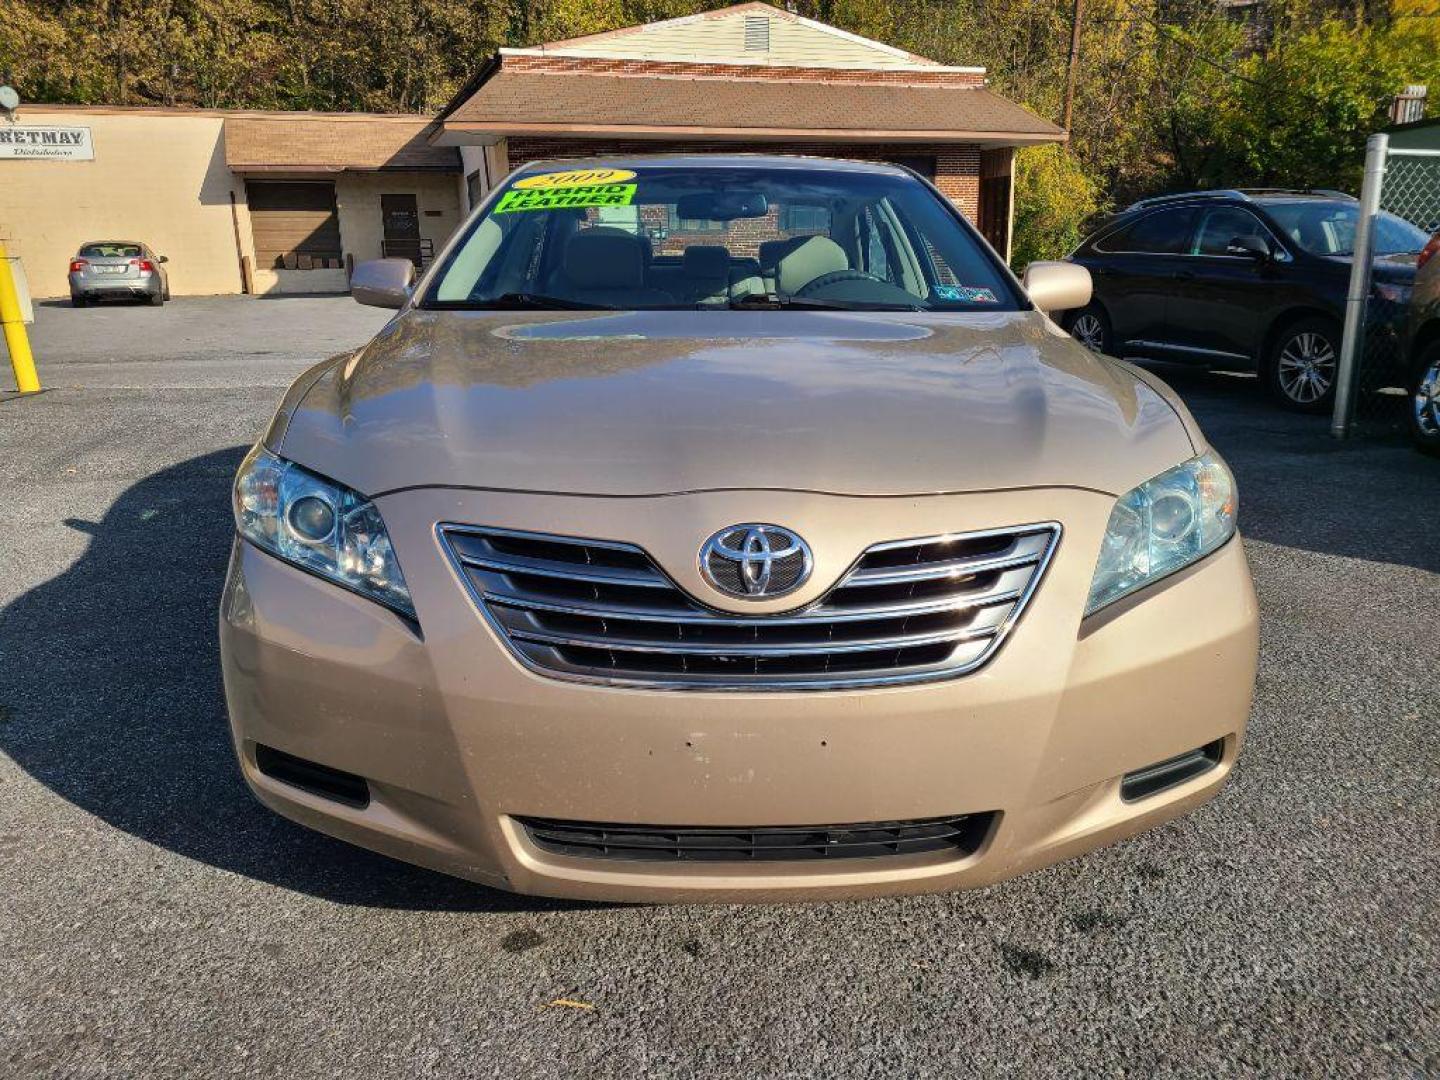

{"left": 1124, "top": 188, "right": 1354, "bottom": 213}
{"left": 511, "top": 153, "right": 915, "bottom": 178}
{"left": 78, "top": 240, "right": 146, "bottom": 248}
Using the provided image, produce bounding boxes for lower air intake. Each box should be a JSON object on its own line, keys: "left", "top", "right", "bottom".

{"left": 255, "top": 744, "right": 370, "bottom": 808}
{"left": 1120, "top": 740, "right": 1225, "bottom": 802}
{"left": 517, "top": 813, "right": 995, "bottom": 862}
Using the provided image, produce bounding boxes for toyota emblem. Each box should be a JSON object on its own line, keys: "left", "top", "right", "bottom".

{"left": 699, "top": 524, "right": 813, "bottom": 600}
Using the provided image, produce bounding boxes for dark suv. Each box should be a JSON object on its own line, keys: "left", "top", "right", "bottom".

{"left": 1063, "top": 189, "right": 1431, "bottom": 412}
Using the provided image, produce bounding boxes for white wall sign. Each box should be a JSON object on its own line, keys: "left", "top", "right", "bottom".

{"left": 0, "top": 125, "right": 94, "bottom": 161}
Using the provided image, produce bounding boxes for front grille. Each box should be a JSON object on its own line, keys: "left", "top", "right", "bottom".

{"left": 517, "top": 813, "right": 994, "bottom": 862}
{"left": 439, "top": 521, "right": 1060, "bottom": 690}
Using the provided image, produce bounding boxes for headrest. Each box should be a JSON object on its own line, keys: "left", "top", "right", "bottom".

{"left": 682, "top": 245, "right": 731, "bottom": 280}
{"left": 564, "top": 229, "right": 647, "bottom": 290}
{"left": 587, "top": 224, "right": 652, "bottom": 264}
{"left": 775, "top": 236, "right": 849, "bottom": 295}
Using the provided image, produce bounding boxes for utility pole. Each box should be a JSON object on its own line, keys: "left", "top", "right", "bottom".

{"left": 1062, "top": 0, "right": 1084, "bottom": 131}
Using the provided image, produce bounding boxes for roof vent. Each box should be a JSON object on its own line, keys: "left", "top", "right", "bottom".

{"left": 744, "top": 15, "right": 771, "bottom": 52}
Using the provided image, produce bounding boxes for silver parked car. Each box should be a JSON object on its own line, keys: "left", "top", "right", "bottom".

{"left": 68, "top": 240, "right": 170, "bottom": 307}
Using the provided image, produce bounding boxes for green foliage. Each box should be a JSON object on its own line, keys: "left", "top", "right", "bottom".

{"left": 3, "top": 0, "right": 1436, "bottom": 264}
{"left": 1010, "top": 144, "right": 1102, "bottom": 270}
{"left": 1217, "top": 17, "right": 1440, "bottom": 191}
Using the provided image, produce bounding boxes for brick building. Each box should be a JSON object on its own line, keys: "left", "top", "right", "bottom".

{"left": 432, "top": 2, "right": 1065, "bottom": 259}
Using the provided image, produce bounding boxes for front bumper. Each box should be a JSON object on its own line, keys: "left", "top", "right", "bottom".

{"left": 219, "top": 485, "right": 1259, "bottom": 903}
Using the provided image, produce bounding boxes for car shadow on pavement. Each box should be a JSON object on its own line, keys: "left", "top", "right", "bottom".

{"left": 1135, "top": 363, "right": 1440, "bottom": 574}
{"left": 0, "top": 447, "right": 606, "bottom": 913}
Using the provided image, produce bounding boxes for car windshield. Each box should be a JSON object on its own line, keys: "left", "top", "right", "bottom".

{"left": 79, "top": 242, "right": 143, "bottom": 258}
{"left": 423, "top": 164, "right": 1019, "bottom": 312}
{"left": 1261, "top": 201, "right": 1429, "bottom": 257}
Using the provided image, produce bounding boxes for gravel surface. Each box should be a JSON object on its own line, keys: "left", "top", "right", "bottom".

{"left": 1, "top": 298, "right": 1437, "bottom": 1078}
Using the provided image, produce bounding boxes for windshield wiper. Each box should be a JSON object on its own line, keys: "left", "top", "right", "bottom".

{"left": 472, "top": 292, "right": 614, "bottom": 311}
{"left": 729, "top": 293, "right": 924, "bottom": 312}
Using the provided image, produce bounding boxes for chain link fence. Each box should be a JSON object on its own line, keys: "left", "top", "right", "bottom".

{"left": 1333, "top": 135, "right": 1440, "bottom": 436}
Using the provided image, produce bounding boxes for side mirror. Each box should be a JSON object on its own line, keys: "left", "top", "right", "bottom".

{"left": 1226, "top": 235, "right": 1270, "bottom": 260}
{"left": 351, "top": 258, "right": 415, "bottom": 309}
{"left": 1023, "top": 261, "right": 1092, "bottom": 314}
{"left": 158, "top": 255, "right": 169, "bottom": 263}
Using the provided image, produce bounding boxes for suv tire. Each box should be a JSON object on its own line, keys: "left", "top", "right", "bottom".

{"left": 70, "top": 293, "right": 86, "bottom": 308}
{"left": 1407, "top": 341, "right": 1440, "bottom": 458}
{"left": 1264, "top": 316, "right": 1340, "bottom": 414}
{"left": 1067, "top": 303, "right": 1112, "bottom": 355}
{"left": 148, "top": 290, "right": 165, "bottom": 307}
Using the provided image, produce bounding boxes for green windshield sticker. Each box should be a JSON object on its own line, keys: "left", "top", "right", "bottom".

{"left": 494, "top": 184, "right": 637, "bottom": 214}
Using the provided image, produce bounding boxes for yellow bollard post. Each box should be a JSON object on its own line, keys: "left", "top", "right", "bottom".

{"left": 0, "top": 240, "right": 41, "bottom": 393}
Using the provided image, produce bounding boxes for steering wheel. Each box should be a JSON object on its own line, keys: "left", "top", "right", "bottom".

{"left": 795, "top": 269, "right": 887, "bottom": 297}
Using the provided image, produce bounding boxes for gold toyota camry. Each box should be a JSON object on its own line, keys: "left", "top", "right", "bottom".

{"left": 220, "top": 156, "right": 1258, "bottom": 902}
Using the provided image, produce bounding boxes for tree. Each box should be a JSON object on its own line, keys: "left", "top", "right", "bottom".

{"left": 1011, "top": 144, "right": 1102, "bottom": 270}
{"left": 1217, "top": 17, "right": 1440, "bottom": 190}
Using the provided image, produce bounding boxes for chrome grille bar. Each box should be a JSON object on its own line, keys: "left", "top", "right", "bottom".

{"left": 438, "top": 521, "right": 1061, "bottom": 691}
{"left": 503, "top": 623, "right": 1002, "bottom": 657}
{"left": 842, "top": 532, "right": 1052, "bottom": 586}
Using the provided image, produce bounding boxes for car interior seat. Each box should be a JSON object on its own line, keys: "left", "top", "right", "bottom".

{"left": 774, "top": 236, "right": 851, "bottom": 296}
{"left": 549, "top": 229, "right": 676, "bottom": 308}
{"left": 758, "top": 238, "right": 806, "bottom": 293}
{"left": 679, "top": 245, "right": 733, "bottom": 306}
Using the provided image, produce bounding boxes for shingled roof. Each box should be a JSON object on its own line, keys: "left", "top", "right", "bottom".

{"left": 225, "top": 114, "right": 457, "bottom": 172}
{"left": 440, "top": 70, "right": 1062, "bottom": 143}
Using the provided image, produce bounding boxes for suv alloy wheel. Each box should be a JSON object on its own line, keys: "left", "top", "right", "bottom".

{"left": 1265, "top": 317, "right": 1340, "bottom": 413}
{"left": 1068, "top": 304, "right": 1111, "bottom": 354}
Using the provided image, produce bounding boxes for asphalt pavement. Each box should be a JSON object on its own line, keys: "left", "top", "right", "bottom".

{"left": 1, "top": 296, "right": 1436, "bottom": 1078}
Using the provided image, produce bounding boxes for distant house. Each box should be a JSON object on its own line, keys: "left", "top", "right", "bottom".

{"left": 432, "top": 2, "right": 1065, "bottom": 259}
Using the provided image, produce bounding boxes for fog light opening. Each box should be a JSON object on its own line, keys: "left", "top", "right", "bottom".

{"left": 254, "top": 744, "right": 370, "bottom": 808}
{"left": 1120, "top": 739, "right": 1225, "bottom": 803}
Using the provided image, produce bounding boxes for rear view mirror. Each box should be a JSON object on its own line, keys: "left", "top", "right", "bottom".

{"left": 674, "top": 192, "right": 769, "bottom": 221}
{"left": 1226, "top": 235, "right": 1270, "bottom": 260}
{"left": 1023, "top": 261, "right": 1092, "bottom": 314}
{"left": 351, "top": 258, "right": 415, "bottom": 309}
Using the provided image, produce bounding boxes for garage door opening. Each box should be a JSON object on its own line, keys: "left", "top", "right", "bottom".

{"left": 246, "top": 181, "right": 343, "bottom": 270}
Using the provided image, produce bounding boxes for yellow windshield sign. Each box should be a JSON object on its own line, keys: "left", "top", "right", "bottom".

{"left": 494, "top": 183, "right": 637, "bottom": 214}
{"left": 512, "top": 168, "right": 637, "bottom": 190}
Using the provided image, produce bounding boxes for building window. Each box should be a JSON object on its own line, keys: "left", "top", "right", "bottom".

{"left": 778, "top": 205, "right": 831, "bottom": 233}
{"left": 888, "top": 155, "right": 937, "bottom": 181}
{"left": 668, "top": 208, "right": 726, "bottom": 233}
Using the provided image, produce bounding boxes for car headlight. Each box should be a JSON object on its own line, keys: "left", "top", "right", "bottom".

{"left": 1086, "top": 452, "right": 1237, "bottom": 615}
{"left": 232, "top": 445, "right": 415, "bottom": 618}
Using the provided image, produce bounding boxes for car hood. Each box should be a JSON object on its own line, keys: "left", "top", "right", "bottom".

{"left": 276, "top": 308, "right": 1197, "bottom": 498}
{"left": 1324, "top": 252, "right": 1418, "bottom": 282}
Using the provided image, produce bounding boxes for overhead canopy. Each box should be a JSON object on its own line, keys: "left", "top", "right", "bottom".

{"left": 436, "top": 71, "right": 1064, "bottom": 145}
{"left": 225, "top": 115, "right": 458, "bottom": 173}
